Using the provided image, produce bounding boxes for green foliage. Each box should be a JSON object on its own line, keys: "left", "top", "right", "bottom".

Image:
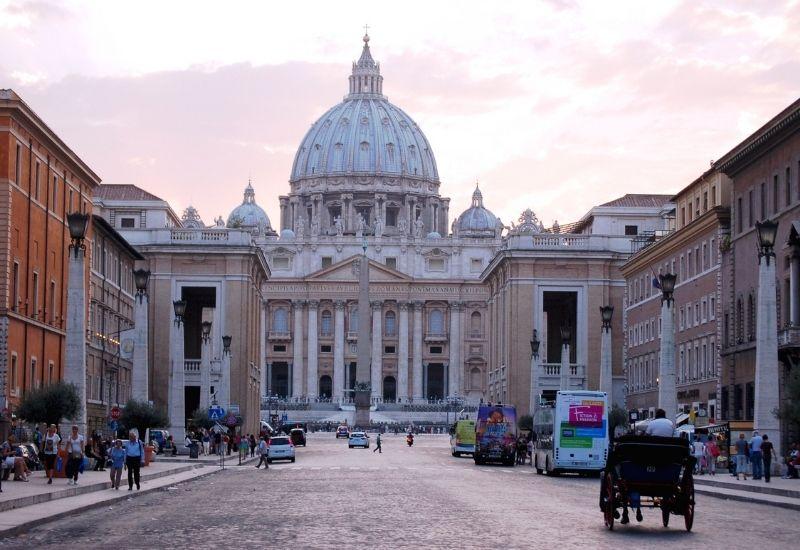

{"left": 119, "top": 399, "right": 168, "bottom": 438}
{"left": 608, "top": 404, "right": 629, "bottom": 438}
{"left": 189, "top": 408, "right": 214, "bottom": 431}
{"left": 16, "top": 381, "right": 80, "bottom": 427}
{"left": 775, "top": 368, "right": 800, "bottom": 432}
{"left": 518, "top": 414, "right": 533, "bottom": 432}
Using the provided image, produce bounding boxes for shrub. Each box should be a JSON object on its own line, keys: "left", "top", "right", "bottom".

{"left": 16, "top": 381, "right": 80, "bottom": 427}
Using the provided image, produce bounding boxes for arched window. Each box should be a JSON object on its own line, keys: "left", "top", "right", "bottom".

{"left": 320, "top": 310, "right": 332, "bottom": 336}
{"left": 319, "top": 375, "right": 332, "bottom": 399}
{"left": 470, "top": 311, "right": 481, "bottom": 335}
{"left": 383, "top": 376, "right": 396, "bottom": 402}
{"left": 384, "top": 311, "right": 396, "bottom": 336}
{"left": 349, "top": 307, "right": 359, "bottom": 332}
{"left": 428, "top": 309, "right": 444, "bottom": 335}
{"left": 470, "top": 367, "right": 482, "bottom": 390}
{"left": 273, "top": 307, "right": 288, "bottom": 333}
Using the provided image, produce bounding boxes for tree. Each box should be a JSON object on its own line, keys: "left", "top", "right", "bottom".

{"left": 119, "top": 399, "right": 168, "bottom": 438}
{"left": 608, "top": 404, "right": 629, "bottom": 439}
{"left": 16, "top": 381, "right": 80, "bottom": 427}
{"left": 518, "top": 414, "right": 533, "bottom": 432}
{"left": 190, "top": 408, "right": 214, "bottom": 431}
{"left": 775, "top": 368, "right": 800, "bottom": 435}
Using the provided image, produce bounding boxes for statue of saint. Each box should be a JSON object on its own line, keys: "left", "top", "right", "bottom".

{"left": 333, "top": 215, "right": 344, "bottom": 236}
{"left": 397, "top": 217, "right": 407, "bottom": 236}
{"left": 295, "top": 215, "right": 305, "bottom": 238}
{"left": 310, "top": 218, "right": 320, "bottom": 237}
{"left": 413, "top": 218, "right": 424, "bottom": 239}
{"left": 355, "top": 213, "right": 366, "bottom": 238}
{"left": 374, "top": 216, "right": 383, "bottom": 238}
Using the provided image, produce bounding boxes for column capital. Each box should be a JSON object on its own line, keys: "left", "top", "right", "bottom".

{"left": 412, "top": 300, "right": 425, "bottom": 310}
{"left": 292, "top": 299, "right": 306, "bottom": 310}
{"left": 334, "top": 300, "right": 346, "bottom": 310}
{"left": 398, "top": 301, "right": 409, "bottom": 311}
{"left": 307, "top": 299, "right": 320, "bottom": 310}
{"left": 341, "top": 193, "right": 353, "bottom": 200}
{"left": 370, "top": 300, "right": 383, "bottom": 311}
{"left": 449, "top": 301, "right": 464, "bottom": 311}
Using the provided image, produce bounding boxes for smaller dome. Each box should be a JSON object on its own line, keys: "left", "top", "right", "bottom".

{"left": 280, "top": 228, "right": 296, "bottom": 240}
{"left": 227, "top": 182, "right": 274, "bottom": 233}
{"left": 426, "top": 231, "right": 442, "bottom": 239}
{"left": 456, "top": 183, "right": 499, "bottom": 238}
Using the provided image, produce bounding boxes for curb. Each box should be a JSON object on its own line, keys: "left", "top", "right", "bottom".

{"left": 694, "top": 486, "right": 800, "bottom": 511}
{"left": 0, "top": 465, "right": 221, "bottom": 539}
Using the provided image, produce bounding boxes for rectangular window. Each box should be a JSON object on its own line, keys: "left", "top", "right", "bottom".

{"left": 737, "top": 197, "right": 743, "bottom": 233}
{"left": 321, "top": 256, "right": 333, "bottom": 269}
{"left": 10, "top": 353, "right": 18, "bottom": 394}
{"left": 681, "top": 207, "right": 686, "bottom": 227}
{"left": 273, "top": 257, "right": 290, "bottom": 269}
{"left": 384, "top": 345, "right": 396, "bottom": 354}
{"left": 429, "top": 346, "right": 443, "bottom": 354}
{"left": 709, "top": 295, "right": 716, "bottom": 320}
{"left": 703, "top": 191, "right": 708, "bottom": 211}
{"left": 687, "top": 251, "right": 693, "bottom": 278}
{"left": 15, "top": 144, "right": 21, "bottom": 183}
{"left": 320, "top": 344, "right": 332, "bottom": 353}
{"left": 68, "top": 189, "right": 74, "bottom": 213}
{"left": 30, "top": 357, "right": 37, "bottom": 389}
{"left": 786, "top": 167, "right": 792, "bottom": 207}
{"left": 427, "top": 258, "right": 445, "bottom": 271}
{"left": 34, "top": 162, "right": 40, "bottom": 200}
{"left": 385, "top": 257, "right": 397, "bottom": 270}
{"left": 52, "top": 175, "right": 58, "bottom": 208}
{"left": 120, "top": 218, "right": 135, "bottom": 228}
{"left": 760, "top": 182, "right": 766, "bottom": 220}
{"left": 470, "top": 258, "right": 483, "bottom": 272}
{"left": 11, "top": 261, "right": 19, "bottom": 311}
{"left": 48, "top": 361, "right": 54, "bottom": 384}
{"left": 273, "top": 344, "right": 286, "bottom": 352}
{"left": 711, "top": 186, "right": 716, "bottom": 206}
{"left": 624, "top": 225, "right": 638, "bottom": 236}
{"left": 773, "top": 174, "right": 779, "bottom": 213}
{"left": 32, "top": 272, "right": 39, "bottom": 318}
{"left": 49, "top": 280, "right": 55, "bottom": 323}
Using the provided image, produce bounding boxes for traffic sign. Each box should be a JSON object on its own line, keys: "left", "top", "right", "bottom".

{"left": 281, "top": 414, "right": 288, "bottom": 422}
{"left": 224, "top": 412, "right": 238, "bottom": 427}
{"left": 208, "top": 405, "right": 225, "bottom": 421}
{"left": 107, "top": 420, "right": 118, "bottom": 431}
{"left": 110, "top": 406, "right": 122, "bottom": 420}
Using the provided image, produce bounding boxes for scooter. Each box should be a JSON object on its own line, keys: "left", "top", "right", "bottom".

{"left": 406, "top": 434, "right": 414, "bottom": 447}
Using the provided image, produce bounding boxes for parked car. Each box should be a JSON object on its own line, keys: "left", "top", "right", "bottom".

{"left": 336, "top": 425, "right": 350, "bottom": 439}
{"left": 267, "top": 436, "right": 296, "bottom": 463}
{"left": 348, "top": 432, "right": 369, "bottom": 449}
{"left": 290, "top": 428, "right": 306, "bottom": 447}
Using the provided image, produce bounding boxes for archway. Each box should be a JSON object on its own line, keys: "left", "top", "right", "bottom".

{"left": 426, "top": 363, "right": 445, "bottom": 400}
{"left": 270, "top": 362, "right": 289, "bottom": 397}
{"left": 319, "top": 375, "right": 332, "bottom": 399}
{"left": 383, "top": 376, "right": 396, "bottom": 402}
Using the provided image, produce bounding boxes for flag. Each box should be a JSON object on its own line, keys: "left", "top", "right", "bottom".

{"left": 652, "top": 277, "right": 661, "bottom": 290}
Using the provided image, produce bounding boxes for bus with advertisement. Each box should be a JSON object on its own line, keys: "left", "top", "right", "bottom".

{"left": 474, "top": 404, "right": 517, "bottom": 466}
{"left": 532, "top": 390, "right": 609, "bottom": 475}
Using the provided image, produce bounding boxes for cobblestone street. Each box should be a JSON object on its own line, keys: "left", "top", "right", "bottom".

{"left": 3, "top": 434, "right": 796, "bottom": 549}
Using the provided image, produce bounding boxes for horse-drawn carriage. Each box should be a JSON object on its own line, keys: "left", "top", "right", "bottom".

{"left": 600, "top": 434, "right": 696, "bottom": 531}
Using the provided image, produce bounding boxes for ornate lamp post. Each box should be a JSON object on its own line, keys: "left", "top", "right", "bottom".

{"left": 529, "top": 329, "right": 540, "bottom": 416}
{"left": 560, "top": 323, "right": 572, "bottom": 390}
{"left": 169, "top": 298, "right": 187, "bottom": 445}
{"left": 199, "top": 320, "right": 213, "bottom": 409}
{"left": 220, "top": 335, "right": 232, "bottom": 409}
{"left": 132, "top": 268, "right": 150, "bottom": 401}
{"left": 755, "top": 219, "right": 781, "bottom": 453}
{"left": 599, "top": 306, "right": 614, "bottom": 401}
{"left": 65, "top": 211, "right": 90, "bottom": 433}
{"left": 222, "top": 335, "right": 232, "bottom": 354}
{"left": 658, "top": 273, "right": 677, "bottom": 419}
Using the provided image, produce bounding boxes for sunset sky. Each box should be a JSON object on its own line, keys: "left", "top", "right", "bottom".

{"left": 2, "top": 0, "right": 799, "bottom": 228}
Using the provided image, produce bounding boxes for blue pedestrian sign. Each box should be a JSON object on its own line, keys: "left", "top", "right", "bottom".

{"left": 107, "top": 420, "right": 118, "bottom": 431}
{"left": 281, "top": 414, "right": 288, "bottom": 422}
{"left": 208, "top": 405, "right": 225, "bottom": 421}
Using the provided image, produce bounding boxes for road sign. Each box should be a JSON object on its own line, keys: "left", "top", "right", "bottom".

{"left": 107, "top": 420, "right": 118, "bottom": 431}
{"left": 281, "top": 414, "right": 288, "bottom": 422}
{"left": 208, "top": 405, "right": 225, "bottom": 421}
{"left": 225, "top": 412, "right": 238, "bottom": 427}
{"left": 110, "top": 406, "right": 122, "bottom": 420}
{"left": 228, "top": 404, "right": 240, "bottom": 415}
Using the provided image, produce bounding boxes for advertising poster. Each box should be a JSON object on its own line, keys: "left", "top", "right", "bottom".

{"left": 560, "top": 398, "right": 606, "bottom": 449}
{"left": 476, "top": 405, "right": 516, "bottom": 455}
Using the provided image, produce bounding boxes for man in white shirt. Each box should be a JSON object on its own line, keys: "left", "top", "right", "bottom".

{"left": 645, "top": 409, "right": 675, "bottom": 437}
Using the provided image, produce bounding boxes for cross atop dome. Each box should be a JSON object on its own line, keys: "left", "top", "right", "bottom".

{"left": 349, "top": 29, "right": 383, "bottom": 98}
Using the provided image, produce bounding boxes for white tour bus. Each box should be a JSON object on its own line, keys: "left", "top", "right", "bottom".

{"left": 532, "top": 390, "right": 609, "bottom": 475}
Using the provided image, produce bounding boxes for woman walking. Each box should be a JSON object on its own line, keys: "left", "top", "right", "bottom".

{"left": 108, "top": 440, "right": 126, "bottom": 490}
{"left": 42, "top": 424, "right": 61, "bottom": 484}
{"left": 63, "top": 425, "right": 85, "bottom": 485}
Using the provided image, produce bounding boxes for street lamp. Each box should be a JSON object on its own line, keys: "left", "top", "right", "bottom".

{"left": 657, "top": 272, "right": 677, "bottom": 418}
{"left": 201, "top": 321, "right": 212, "bottom": 343}
{"left": 530, "top": 329, "right": 540, "bottom": 359}
{"left": 133, "top": 269, "right": 150, "bottom": 303}
{"left": 67, "top": 212, "right": 90, "bottom": 257}
{"left": 600, "top": 306, "right": 614, "bottom": 331}
{"left": 173, "top": 299, "right": 187, "bottom": 326}
{"left": 756, "top": 219, "right": 779, "bottom": 264}
{"left": 222, "top": 335, "right": 232, "bottom": 355}
{"left": 658, "top": 273, "right": 677, "bottom": 304}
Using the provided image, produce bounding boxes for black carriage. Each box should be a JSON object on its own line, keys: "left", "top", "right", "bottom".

{"left": 600, "top": 435, "right": 696, "bottom": 531}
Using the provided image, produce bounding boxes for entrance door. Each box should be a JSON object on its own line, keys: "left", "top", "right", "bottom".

{"left": 348, "top": 362, "right": 356, "bottom": 391}
{"left": 271, "top": 362, "right": 289, "bottom": 397}
{"left": 426, "top": 364, "right": 445, "bottom": 400}
{"left": 319, "top": 375, "right": 332, "bottom": 399}
{"left": 383, "top": 376, "right": 396, "bottom": 402}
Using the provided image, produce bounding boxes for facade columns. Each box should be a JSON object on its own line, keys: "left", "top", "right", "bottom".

{"left": 333, "top": 301, "right": 345, "bottom": 401}
{"left": 791, "top": 248, "right": 800, "bottom": 326}
{"left": 292, "top": 300, "right": 305, "bottom": 398}
{"left": 397, "top": 302, "right": 410, "bottom": 402}
{"left": 658, "top": 299, "right": 677, "bottom": 418}
{"left": 169, "top": 315, "right": 186, "bottom": 444}
{"left": 279, "top": 197, "right": 289, "bottom": 231}
{"left": 371, "top": 301, "right": 383, "bottom": 399}
{"left": 65, "top": 250, "right": 87, "bottom": 433}
{"left": 307, "top": 300, "right": 319, "bottom": 398}
{"left": 448, "top": 301, "right": 462, "bottom": 396}
{"left": 560, "top": 341, "right": 570, "bottom": 391}
{"left": 755, "top": 250, "right": 781, "bottom": 450}
{"left": 260, "top": 301, "right": 267, "bottom": 397}
{"left": 412, "top": 301, "right": 424, "bottom": 401}
{"left": 342, "top": 193, "right": 353, "bottom": 232}
{"left": 199, "top": 334, "right": 211, "bottom": 410}
{"left": 132, "top": 291, "right": 149, "bottom": 401}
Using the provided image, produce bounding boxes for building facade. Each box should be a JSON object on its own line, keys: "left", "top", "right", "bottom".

{"left": 622, "top": 170, "right": 730, "bottom": 421}
{"left": 0, "top": 90, "right": 100, "bottom": 434}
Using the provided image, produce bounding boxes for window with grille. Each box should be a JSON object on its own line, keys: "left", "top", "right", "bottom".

{"left": 273, "top": 308, "right": 288, "bottom": 332}
{"left": 384, "top": 311, "right": 396, "bottom": 336}
{"left": 428, "top": 309, "right": 444, "bottom": 334}
{"left": 321, "top": 310, "right": 332, "bottom": 336}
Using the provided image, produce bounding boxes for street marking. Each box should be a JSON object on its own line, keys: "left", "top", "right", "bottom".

{"left": 329, "top": 467, "right": 341, "bottom": 470}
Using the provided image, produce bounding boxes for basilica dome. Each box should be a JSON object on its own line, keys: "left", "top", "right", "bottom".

{"left": 227, "top": 183, "right": 274, "bottom": 233}
{"left": 456, "top": 184, "right": 499, "bottom": 238}
{"left": 290, "top": 34, "right": 439, "bottom": 184}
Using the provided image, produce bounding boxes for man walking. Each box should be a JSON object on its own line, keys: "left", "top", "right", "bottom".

{"left": 255, "top": 436, "right": 269, "bottom": 469}
{"left": 735, "top": 432, "right": 749, "bottom": 480}
{"left": 750, "top": 430, "right": 764, "bottom": 480}
{"left": 761, "top": 434, "right": 776, "bottom": 483}
{"left": 373, "top": 433, "right": 382, "bottom": 454}
{"left": 123, "top": 431, "right": 145, "bottom": 490}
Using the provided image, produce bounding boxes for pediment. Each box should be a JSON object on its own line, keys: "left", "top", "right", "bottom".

{"left": 307, "top": 255, "right": 412, "bottom": 282}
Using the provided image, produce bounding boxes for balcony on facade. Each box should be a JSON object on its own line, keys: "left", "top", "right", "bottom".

{"left": 119, "top": 227, "right": 255, "bottom": 247}
{"left": 505, "top": 233, "right": 642, "bottom": 254}
{"left": 268, "top": 331, "right": 292, "bottom": 341}
{"left": 424, "top": 331, "right": 448, "bottom": 343}
{"left": 535, "top": 363, "right": 587, "bottom": 392}
{"left": 346, "top": 331, "right": 359, "bottom": 341}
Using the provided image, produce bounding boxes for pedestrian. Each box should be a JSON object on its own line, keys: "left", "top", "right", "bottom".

{"left": 734, "top": 432, "right": 749, "bottom": 480}
{"left": 705, "top": 436, "right": 720, "bottom": 476}
{"left": 749, "top": 430, "right": 764, "bottom": 480}
{"left": 761, "top": 434, "right": 776, "bottom": 483}
{"left": 123, "top": 430, "right": 145, "bottom": 491}
{"left": 249, "top": 434, "right": 256, "bottom": 458}
{"left": 784, "top": 442, "right": 799, "bottom": 479}
{"left": 42, "top": 424, "right": 61, "bottom": 485}
{"left": 255, "top": 437, "right": 269, "bottom": 469}
{"left": 202, "top": 430, "right": 210, "bottom": 456}
{"left": 108, "top": 440, "right": 126, "bottom": 490}
{"left": 373, "top": 433, "right": 382, "bottom": 454}
{"left": 63, "top": 425, "right": 85, "bottom": 485}
{"left": 692, "top": 435, "right": 706, "bottom": 474}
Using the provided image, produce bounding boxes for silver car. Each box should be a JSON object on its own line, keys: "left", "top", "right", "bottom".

{"left": 348, "top": 432, "right": 369, "bottom": 449}
{"left": 267, "top": 436, "right": 296, "bottom": 463}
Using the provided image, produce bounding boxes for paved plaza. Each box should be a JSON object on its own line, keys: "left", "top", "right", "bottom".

{"left": 1, "top": 433, "right": 796, "bottom": 549}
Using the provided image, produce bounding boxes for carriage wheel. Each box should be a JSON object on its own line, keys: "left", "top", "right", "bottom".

{"left": 603, "top": 471, "right": 615, "bottom": 530}
{"left": 683, "top": 476, "right": 695, "bottom": 532}
{"left": 661, "top": 505, "right": 670, "bottom": 527}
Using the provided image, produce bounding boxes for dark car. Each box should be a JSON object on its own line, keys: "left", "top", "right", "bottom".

{"left": 290, "top": 428, "right": 306, "bottom": 447}
{"left": 336, "top": 425, "right": 349, "bottom": 439}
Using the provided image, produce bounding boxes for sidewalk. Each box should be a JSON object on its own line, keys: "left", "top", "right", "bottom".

{"left": 693, "top": 472, "right": 800, "bottom": 510}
